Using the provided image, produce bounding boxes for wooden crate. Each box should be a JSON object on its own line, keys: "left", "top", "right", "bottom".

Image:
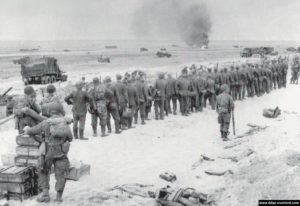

{"left": 16, "top": 146, "right": 39, "bottom": 157}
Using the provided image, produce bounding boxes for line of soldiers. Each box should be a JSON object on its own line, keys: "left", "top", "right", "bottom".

{"left": 66, "top": 56, "right": 287, "bottom": 141}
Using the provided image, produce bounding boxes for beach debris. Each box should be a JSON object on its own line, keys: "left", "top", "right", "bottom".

{"left": 204, "top": 170, "right": 234, "bottom": 176}
{"left": 235, "top": 124, "right": 268, "bottom": 139}
{"left": 224, "top": 139, "right": 249, "bottom": 149}
{"left": 263, "top": 107, "right": 281, "bottom": 118}
{"left": 191, "top": 155, "right": 215, "bottom": 170}
{"left": 156, "top": 186, "right": 214, "bottom": 206}
{"left": 218, "top": 149, "right": 255, "bottom": 162}
{"left": 110, "top": 184, "right": 155, "bottom": 198}
{"left": 160, "top": 172, "right": 177, "bottom": 183}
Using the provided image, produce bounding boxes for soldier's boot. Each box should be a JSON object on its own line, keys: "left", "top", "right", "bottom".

{"left": 128, "top": 119, "right": 135, "bottom": 129}
{"left": 222, "top": 132, "right": 229, "bottom": 141}
{"left": 115, "top": 121, "right": 122, "bottom": 134}
{"left": 101, "top": 125, "right": 108, "bottom": 137}
{"left": 73, "top": 128, "right": 78, "bottom": 139}
{"left": 92, "top": 126, "right": 97, "bottom": 137}
{"left": 121, "top": 123, "right": 128, "bottom": 131}
{"left": 141, "top": 118, "right": 146, "bottom": 125}
{"left": 37, "top": 188, "right": 50, "bottom": 203}
{"left": 55, "top": 191, "right": 63, "bottom": 203}
{"left": 79, "top": 129, "right": 88, "bottom": 140}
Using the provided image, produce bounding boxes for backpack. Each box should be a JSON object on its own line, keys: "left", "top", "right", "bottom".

{"left": 94, "top": 85, "right": 106, "bottom": 101}
{"left": 47, "top": 117, "right": 72, "bottom": 138}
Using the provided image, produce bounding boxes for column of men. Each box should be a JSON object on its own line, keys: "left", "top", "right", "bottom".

{"left": 13, "top": 57, "right": 289, "bottom": 140}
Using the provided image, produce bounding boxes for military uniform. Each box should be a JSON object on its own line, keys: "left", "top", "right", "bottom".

{"left": 127, "top": 81, "right": 139, "bottom": 128}
{"left": 166, "top": 75, "right": 178, "bottom": 114}
{"left": 115, "top": 75, "right": 129, "bottom": 129}
{"left": 14, "top": 86, "right": 42, "bottom": 134}
{"left": 64, "top": 82, "right": 92, "bottom": 139}
{"left": 197, "top": 74, "right": 207, "bottom": 111}
{"left": 135, "top": 78, "right": 148, "bottom": 124}
{"left": 88, "top": 78, "right": 108, "bottom": 137}
{"left": 26, "top": 112, "right": 72, "bottom": 203}
{"left": 204, "top": 76, "right": 216, "bottom": 110}
{"left": 105, "top": 78, "right": 122, "bottom": 133}
{"left": 177, "top": 74, "right": 191, "bottom": 116}
{"left": 216, "top": 84, "right": 234, "bottom": 141}
{"left": 154, "top": 74, "right": 168, "bottom": 120}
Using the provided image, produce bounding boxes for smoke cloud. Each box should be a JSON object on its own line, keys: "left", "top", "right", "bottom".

{"left": 132, "top": 0, "right": 211, "bottom": 47}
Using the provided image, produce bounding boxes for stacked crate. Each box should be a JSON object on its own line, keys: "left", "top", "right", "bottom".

{"left": 0, "top": 166, "right": 38, "bottom": 200}
{"left": 15, "top": 134, "right": 40, "bottom": 168}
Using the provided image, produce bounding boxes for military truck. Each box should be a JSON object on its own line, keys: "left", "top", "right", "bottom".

{"left": 240, "top": 48, "right": 252, "bottom": 57}
{"left": 156, "top": 51, "right": 172, "bottom": 58}
{"left": 14, "top": 56, "right": 67, "bottom": 85}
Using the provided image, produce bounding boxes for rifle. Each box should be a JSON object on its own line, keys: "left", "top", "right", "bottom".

{"left": 1, "top": 87, "right": 13, "bottom": 97}
{"left": 232, "top": 109, "right": 236, "bottom": 135}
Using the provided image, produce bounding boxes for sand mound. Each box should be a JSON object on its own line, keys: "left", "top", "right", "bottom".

{"left": 219, "top": 150, "right": 300, "bottom": 206}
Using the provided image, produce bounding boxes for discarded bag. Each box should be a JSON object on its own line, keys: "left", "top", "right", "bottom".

{"left": 263, "top": 106, "right": 281, "bottom": 118}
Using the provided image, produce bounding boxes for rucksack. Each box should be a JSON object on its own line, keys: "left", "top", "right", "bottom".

{"left": 94, "top": 85, "right": 106, "bottom": 100}
{"left": 47, "top": 117, "right": 72, "bottom": 138}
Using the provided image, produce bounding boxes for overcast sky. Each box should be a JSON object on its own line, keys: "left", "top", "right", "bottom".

{"left": 0, "top": 0, "right": 299, "bottom": 41}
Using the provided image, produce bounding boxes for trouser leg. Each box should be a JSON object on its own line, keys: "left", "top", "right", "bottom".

{"left": 54, "top": 157, "right": 69, "bottom": 193}
{"left": 72, "top": 113, "right": 79, "bottom": 139}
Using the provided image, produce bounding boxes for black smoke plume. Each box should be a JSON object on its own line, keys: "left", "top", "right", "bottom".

{"left": 132, "top": 0, "right": 211, "bottom": 47}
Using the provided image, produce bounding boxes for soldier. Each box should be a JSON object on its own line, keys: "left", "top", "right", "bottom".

{"left": 247, "top": 64, "right": 255, "bottom": 97}
{"left": 154, "top": 72, "right": 168, "bottom": 120}
{"left": 14, "top": 86, "right": 43, "bottom": 134}
{"left": 166, "top": 74, "right": 178, "bottom": 115}
{"left": 40, "top": 84, "right": 61, "bottom": 105}
{"left": 229, "top": 66, "right": 238, "bottom": 100}
{"left": 197, "top": 71, "right": 207, "bottom": 112}
{"left": 104, "top": 76, "right": 122, "bottom": 133}
{"left": 64, "top": 82, "right": 92, "bottom": 140}
{"left": 291, "top": 57, "right": 300, "bottom": 84}
{"left": 115, "top": 74, "right": 129, "bottom": 130}
{"left": 88, "top": 78, "right": 108, "bottom": 137}
{"left": 24, "top": 105, "right": 72, "bottom": 203}
{"left": 135, "top": 75, "right": 148, "bottom": 124}
{"left": 214, "top": 67, "right": 221, "bottom": 95}
{"left": 190, "top": 70, "right": 199, "bottom": 112}
{"left": 127, "top": 78, "right": 139, "bottom": 128}
{"left": 216, "top": 84, "right": 234, "bottom": 141}
{"left": 177, "top": 70, "right": 190, "bottom": 116}
{"left": 253, "top": 64, "right": 260, "bottom": 96}
{"left": 204, "top": 71, "right": 216, "bottom": 110}
{"left": 145, "top": 82, "right": 154, "bottom": 120}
